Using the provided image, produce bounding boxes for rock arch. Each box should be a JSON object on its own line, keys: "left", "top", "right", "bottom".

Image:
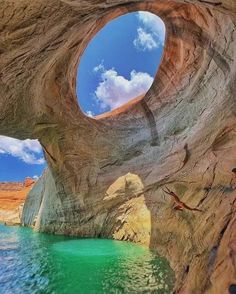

{"left": 0, "top": 1, "right": 236, "bottom": 293}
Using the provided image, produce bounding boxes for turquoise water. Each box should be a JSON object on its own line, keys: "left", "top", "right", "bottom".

{"left": 0, "top": 224, "right": 174, "bottom": 294}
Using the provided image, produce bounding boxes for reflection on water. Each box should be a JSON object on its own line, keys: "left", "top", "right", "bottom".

{"left": 0, "top": 224, "right": 174, "bottom": 293}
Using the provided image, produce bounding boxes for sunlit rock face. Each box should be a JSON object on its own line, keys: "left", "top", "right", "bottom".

{"left": 0, "top": 178, "right": 35, "bottom": 224}
{"left": 0, "top": 1, "right": 236, "bottom": 293}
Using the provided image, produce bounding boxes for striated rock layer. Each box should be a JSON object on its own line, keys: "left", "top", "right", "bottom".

{"left": 0, "top": 178, "right": 35, "bottom": 224}
{"left": 0, "top": 0, "right": 236, "bottom": 293}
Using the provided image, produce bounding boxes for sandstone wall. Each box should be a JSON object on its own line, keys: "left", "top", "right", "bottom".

{"left": 0, "top": 179, "right": 35, "bottom": 224}
{"left": 0, "top": 1, "right": 236, "bottom": 293}
{"left": 0, "top": 182, "right": 23, "bottom": 191}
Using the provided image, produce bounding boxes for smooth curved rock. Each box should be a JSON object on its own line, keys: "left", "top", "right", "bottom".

{"left": 0, "top": 1, "right": 236, "bottom": 293}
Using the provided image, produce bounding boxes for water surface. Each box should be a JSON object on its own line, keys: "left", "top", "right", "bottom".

{"left": 0, "top": 224, "right": 174, "bottom": 293}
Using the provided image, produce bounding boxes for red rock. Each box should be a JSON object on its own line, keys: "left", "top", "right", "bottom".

{"left": 24, "top": 177, "right": 35, "bottom": 187}
{"left": 0, "top": 181, "right": 35, "bottom": 223}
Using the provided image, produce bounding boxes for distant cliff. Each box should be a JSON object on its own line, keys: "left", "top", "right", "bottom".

{"left": 0, "top": 178, "right": 35, "bottom": 225}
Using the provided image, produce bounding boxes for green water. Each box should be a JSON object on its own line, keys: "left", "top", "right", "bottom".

{"left": 0, "top": 224, "right": 174, "bottom": 293}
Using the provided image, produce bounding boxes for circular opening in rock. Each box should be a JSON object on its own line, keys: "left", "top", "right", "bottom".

{"left": 77, "top": 11, "right": 165, "bottom": 118}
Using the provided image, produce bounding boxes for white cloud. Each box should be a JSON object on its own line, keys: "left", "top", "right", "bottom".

{"left": 134, "top": 11, "right": 165, "bottom": 51}
{"left": 94, "top": 65, "right": 153, "bottom": 110}
{"left": 133, "top": 27, "right": 159, "bottom": 51}
{"left": 93, "top": 62, "right": 105, "bottom": 73}
{"left": 33, "top": 175, "right": 39, "bottom": 180}
{"left": 0, "top": 136, "right": 45, "bottom": 165}
{"left": 86, "top": 110, "right": 94, "bottom": 117}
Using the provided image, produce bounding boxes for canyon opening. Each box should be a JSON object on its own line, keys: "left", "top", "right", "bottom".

{"left": 0, "top": 135, "right": 45, "bottom": 224}
{"left": 77, "top": 11, "right": 165, "bottom": 117}
{"left": 0, "top": 1, "right": 235, "bottom": 294}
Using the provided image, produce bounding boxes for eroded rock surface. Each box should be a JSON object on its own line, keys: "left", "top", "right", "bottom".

{"left": 0, "top": 178, "right": 35, "bottom": 224}
{"left": 0, "top": 0, "right": 236, "bottom": 293}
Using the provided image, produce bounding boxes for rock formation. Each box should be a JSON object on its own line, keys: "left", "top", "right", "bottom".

{"left": 0, "top": 178, "right": 35, "bottom": 224}
{"left": 0, "top": 0, "right": 235, "bottom": 293}
{"left": 24, "top": 177, "right": 36, "bottom": 187}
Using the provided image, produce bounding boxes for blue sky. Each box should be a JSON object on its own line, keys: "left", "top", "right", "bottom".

{"left": 77, "top": 11, "right": 165, "bottom": 116}
{"left": 0, "top": 12, "right": 165, "bottom": 181}
{"left": 0, "top": 136, "right": 46, "bottom": 181}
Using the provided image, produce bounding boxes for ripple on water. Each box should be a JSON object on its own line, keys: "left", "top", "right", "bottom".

{"left": 0, "top": 225, "right": 175, "bottom": 294}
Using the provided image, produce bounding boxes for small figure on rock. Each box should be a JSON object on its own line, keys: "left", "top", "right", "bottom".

{"left": 162, "top": 186, "right": 203, "bottom": 212}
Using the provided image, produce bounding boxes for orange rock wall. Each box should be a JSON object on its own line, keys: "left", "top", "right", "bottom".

{"left": 0, "top": 179, "right": 35, "bottom": 223}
